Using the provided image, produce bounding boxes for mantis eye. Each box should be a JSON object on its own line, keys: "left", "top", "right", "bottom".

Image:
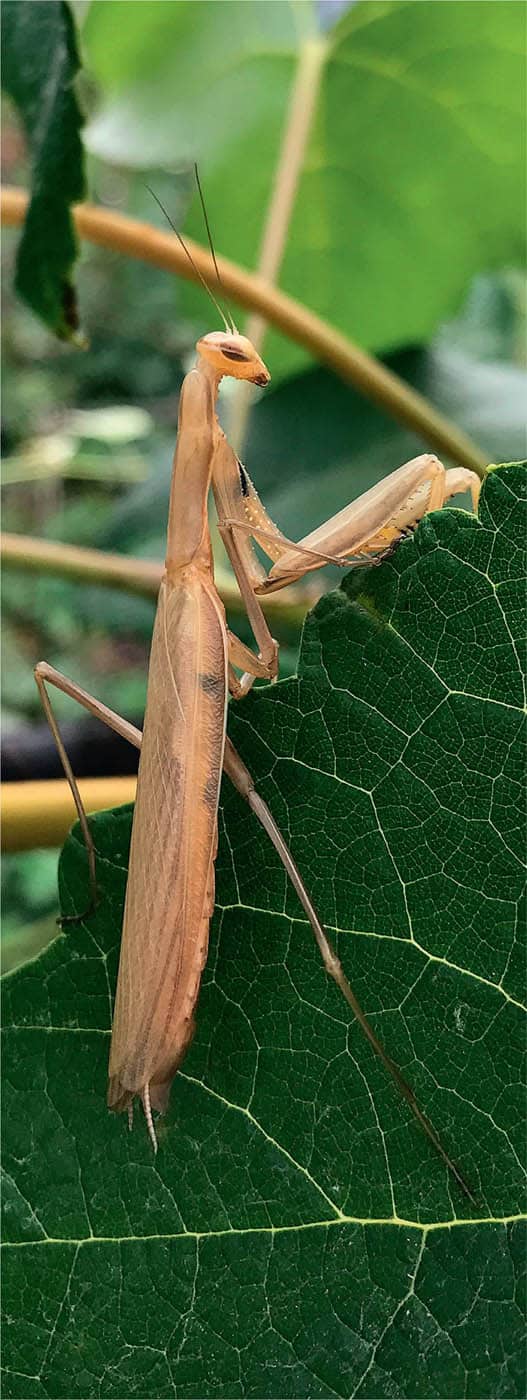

{"left": 220, "top": 346, "right": 249, "bottom": 362}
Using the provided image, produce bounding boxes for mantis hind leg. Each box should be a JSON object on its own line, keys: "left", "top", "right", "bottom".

{"left": 224, "top": 734, "right": 477, "bottom": 1206}
{"left": 34, "top": 661, "right": 142, "bottom": 923}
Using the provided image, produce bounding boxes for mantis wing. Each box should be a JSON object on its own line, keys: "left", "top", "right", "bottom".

{"left": 108, "top": 570, "right": 228, "bottom": 1118}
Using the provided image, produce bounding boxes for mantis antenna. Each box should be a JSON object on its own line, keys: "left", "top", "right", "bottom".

{"left": 193, "top": 162, "right": 238, "bottom": 334}
{"left": 146, "top": 183, "right": 233, "bottom": 335}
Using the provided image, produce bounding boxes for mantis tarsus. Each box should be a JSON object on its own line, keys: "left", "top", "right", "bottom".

{"left": 35, "top": 198, "right": 481, "bottom": 1204}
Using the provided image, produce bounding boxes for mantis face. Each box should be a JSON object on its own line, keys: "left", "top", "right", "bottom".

{"left": 197, "top": 330, "right": 270, "bottom": 386}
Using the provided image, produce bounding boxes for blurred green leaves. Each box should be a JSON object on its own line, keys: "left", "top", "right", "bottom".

{"left": 2, "top": 464, "right": 526, "bottom": 1398}
{"left": 84, "top": 0, "right": 525, "bottom": 375}
{"left": 1, "top": 0, "right": 86, "bottom": 338}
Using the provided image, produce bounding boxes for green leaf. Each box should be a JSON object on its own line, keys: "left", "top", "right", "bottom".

{"left": 84, "top": 0, "right": 525, "bottom": 373}
{"left": 1, "top": 0, "right": 86, "bottom": 339}
{"left": 2, "top": 464, "right": 526, "bottom": 1398}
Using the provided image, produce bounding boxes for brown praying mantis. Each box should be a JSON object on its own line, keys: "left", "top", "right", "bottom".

{"left": 35, "top": 188, "right": 481, "bottom": 1202}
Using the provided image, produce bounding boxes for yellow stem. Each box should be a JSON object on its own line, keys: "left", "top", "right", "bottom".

{"left": 1, "top": 532, "right": 319, "bottom": 623}
{"left": 2, "top": 778, "right": 137, "bottom": 852}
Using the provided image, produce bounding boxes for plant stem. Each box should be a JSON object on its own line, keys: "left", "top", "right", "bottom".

{"left": 2, "top": 777, "right": 137, "bottom": 853}
{"left": 0, "top": 532, "right": 318, "bottom": 624}
{"left": 228, "top": 36, "right": 327, "bottom": 455}
{"left": 1, "top": 186, "right": 486, "bottom": 477}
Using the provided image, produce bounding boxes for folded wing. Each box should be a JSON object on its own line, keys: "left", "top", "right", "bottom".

{"left": 108, "top": 570, "right": 228, "bottom": 1116}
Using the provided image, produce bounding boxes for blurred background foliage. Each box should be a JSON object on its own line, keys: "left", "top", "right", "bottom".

{"left": 1, "top": 0, "right": 525, "bottom": 968}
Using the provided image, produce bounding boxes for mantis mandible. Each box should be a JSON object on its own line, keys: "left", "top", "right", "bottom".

{"left": 35, "top": 190, "right": 481, "bottom": 1202}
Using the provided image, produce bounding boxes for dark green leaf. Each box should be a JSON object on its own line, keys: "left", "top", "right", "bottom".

{"left": 2, "top": 464, "right": 526, "bottom": 1398}
{"left": 2, "top": 0, "right": 86, "bottom": 338}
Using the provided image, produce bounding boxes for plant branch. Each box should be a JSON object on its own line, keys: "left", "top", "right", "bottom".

{"left": 2, "top": 185, "right": 486, "bottom": 476}
{"left": 0, "top": 532, "right": 318, "bottom": 624}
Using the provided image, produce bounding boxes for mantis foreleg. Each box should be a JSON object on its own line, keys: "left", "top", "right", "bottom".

{"left": 258, "top": 456, "right": 482, "bottom": 593}
{"left": 214, "top": 454, "right": 481, "bottom": 596}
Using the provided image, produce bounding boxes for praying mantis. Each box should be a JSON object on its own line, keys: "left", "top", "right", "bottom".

{"left": 35, "top": 193, "right": 481, "bottom": 1203}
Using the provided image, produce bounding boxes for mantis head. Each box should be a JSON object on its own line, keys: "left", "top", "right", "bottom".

{"left": 197, "top": 331, "right": 270, "bottom": 387}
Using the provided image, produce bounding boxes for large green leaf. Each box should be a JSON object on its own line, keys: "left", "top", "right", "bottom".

{"left": 83, "top": 1, "right": 525, "bottom": 373}
{"left": 2, "top": 464, "right": 526, "bottom": 1398}
{"left": 1, "top": 0, "right": 86, "bottom": 338}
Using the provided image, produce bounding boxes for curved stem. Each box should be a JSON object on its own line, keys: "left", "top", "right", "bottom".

{"left": 2, "top": 186, "right": 486, "bottom": 477}
{"left": 0, "top": 532, "right": 318, "bottom": 624}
